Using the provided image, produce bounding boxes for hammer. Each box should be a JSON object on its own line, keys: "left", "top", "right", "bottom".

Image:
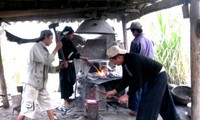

{"left": 49, "top": 23, "right": 66, "bottom": 61}
{"left": 49, "top": 23, "right": 60, "bottom": 43}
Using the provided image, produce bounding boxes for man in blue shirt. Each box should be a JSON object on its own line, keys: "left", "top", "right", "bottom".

{"left": 127, "top": 21, "right": 154, "bottom": 116}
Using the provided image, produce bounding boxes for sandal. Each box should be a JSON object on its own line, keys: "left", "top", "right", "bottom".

{"left": 129, "top": 111, "right": 138, "bottom": 116}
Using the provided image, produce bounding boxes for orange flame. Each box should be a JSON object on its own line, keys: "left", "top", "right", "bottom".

{"left": 96, "top": 69, "right": 106, "bottom": 76}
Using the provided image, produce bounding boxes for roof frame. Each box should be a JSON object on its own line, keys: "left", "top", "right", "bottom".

{"left": 0, "top": 0, "right": 186, "bottom": 22}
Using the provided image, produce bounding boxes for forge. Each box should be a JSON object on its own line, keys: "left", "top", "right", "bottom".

{"left": 70, "top": 19, "right": 125, "bottom": 118}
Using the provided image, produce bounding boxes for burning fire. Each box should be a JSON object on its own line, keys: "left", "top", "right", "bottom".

{"left": 97, "top": 69, "right": 106, "bottom": 76}
{"left": 96, "top": 66, "right": 108, "bottom": 77}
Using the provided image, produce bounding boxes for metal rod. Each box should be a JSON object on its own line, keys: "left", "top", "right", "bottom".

{"left": 96, "top": 89, "right": 118, "bottom": 100}
{"left": 88, "top": 62, "right": 100, "bottom": 72}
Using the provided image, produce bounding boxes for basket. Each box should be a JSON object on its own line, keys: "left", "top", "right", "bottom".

{"left": 171, "top": 86, "right": 191, "bottom": 105}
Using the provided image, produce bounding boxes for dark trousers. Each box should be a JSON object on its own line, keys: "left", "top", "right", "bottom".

{"left": 59, "top": 63, "right": 76, "bottom": 100}
{"left": 136, "top": 72, "right": 180, "bottom": 120}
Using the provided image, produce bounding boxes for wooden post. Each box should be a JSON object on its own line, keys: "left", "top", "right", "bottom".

{"left": 0, "top": 24, "right": 9, "bottom": 108}
{"left": 190, "top": 0, "right": 200, "bottom": 119}
{"left": 121, "top": 15, "right": 128, "bottom": 50}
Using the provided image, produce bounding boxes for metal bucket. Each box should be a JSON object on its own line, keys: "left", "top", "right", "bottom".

{"left": 17, "top": 85, "right": 23, "bottom": 93}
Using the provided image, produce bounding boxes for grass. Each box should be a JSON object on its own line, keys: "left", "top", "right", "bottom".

{"left": 153, "top": 12, "right": 190, "bottom": 85}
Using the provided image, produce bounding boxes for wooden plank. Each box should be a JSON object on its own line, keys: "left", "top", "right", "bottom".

{"left": 0, "top": 0, "right": 184, "bottom": 22}
{"left": 121, "top": 15, "right": 128, "bottom": 50}
{"left": 190, "top": 0, "right": 200, "bottom": 119}
{"left": 0, "top": 29, "right": 9, "bottom": 108}
{"left": 0, "top": 8, "right": 106, "bottom": 18}
{"left": 0, "top": 8, "right": 123, "bottom": 22}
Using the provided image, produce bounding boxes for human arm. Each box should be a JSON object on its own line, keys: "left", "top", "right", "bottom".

{"left": 106, "top": 89, "right": 117, "bottom": 98}
{"left": 130, "top": 41, "right": 141, "bottom": 53}
{"left": 66, "top": 41, "right": 89, "bottom": 62}
{"left": 126, "top": 59, "right": 143, "bottom": 96}
{"left": 49, "top": 61, "right": 68, "bottom": 73}
{"left": 61, "top": 39, "right": 82, "bottom": 60}
{"left": 52, "top": 41, "right": 62, "bottom": 56}
{"left": 118, "top": 93, "right": 129, "bottom": 104}
{"left": 114, "top": 66, "right": 132, "bottom": 93}
{"left": 106, "top": 89, "right": 129, "bottom": 104}
{"left": 80, "top": 56, "right": 89, "bottom": 63}
{"left": 116, "top": 55, "right": 143, "bottom": 96}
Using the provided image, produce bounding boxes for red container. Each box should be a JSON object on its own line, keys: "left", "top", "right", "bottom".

{"left": 85, "top": 99, "right": 98, "bottom": 120}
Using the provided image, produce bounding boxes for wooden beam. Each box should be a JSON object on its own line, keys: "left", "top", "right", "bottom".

{"left": 0, "top": 8, "right": 107, "bottom": 18}
{"left": 121, "top": 15, "right": 128, "bottom": 50}
{"left": 1, "top": 12, "right": 85, "bottom": 22}
{"left": 0, "top": 10, "right": 121, "bottom": 22}
{"left": 0, "top": 27, "right": 9, "bottom": 108}
{"left": 190, "top": 0, "right": 200, "bottom": 119}
{"left": 125, "top": 0, "right": 185, "bottom": 22}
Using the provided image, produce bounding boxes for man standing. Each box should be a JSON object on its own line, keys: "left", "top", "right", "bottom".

{"left": 17, "top": 30, "right": 67, "bottom": 120}
{"left": 127, "top": 21, "right": 154, "bottom": 116}
{"left": 106, "top": 45, "right": 180, "bottom": 120}
{"left": 58, "top": 26, "right": 88, "bottom": 110}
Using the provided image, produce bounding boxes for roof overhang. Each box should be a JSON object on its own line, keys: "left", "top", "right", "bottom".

{"left": 0, "top": 0, "right": 186, "bottom": 23}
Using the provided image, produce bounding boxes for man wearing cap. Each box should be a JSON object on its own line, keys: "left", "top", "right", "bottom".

{"left": 58, "top": 26, "right": 88, "bottom": 110}
{"left": 127, "top": 21, "right": 154, "bottom": 116}
{"left": 106, "top": 45, "right": 180, "bottom": 120}
{"left": 17, "top": 30, "right": 67, "bottom": 120}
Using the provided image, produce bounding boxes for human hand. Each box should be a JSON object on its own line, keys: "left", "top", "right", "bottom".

{"left": 55, "top": 42, "right": 63, "bottom": 50}
{"left": 118, "top": 94, "right": 129, "bottom": 104}
{"left": 80, "top": 56, "right": 89, "bottom": 63}
{"left": 60, "top": 61, "right": 68, "bottom": 68}
{"left": 106, "top": 89, "right": 117, "bottom": 98}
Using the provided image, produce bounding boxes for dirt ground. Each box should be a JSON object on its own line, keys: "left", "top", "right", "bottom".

{"left": 0, "top": 92, "right": 191, "bottom": 120}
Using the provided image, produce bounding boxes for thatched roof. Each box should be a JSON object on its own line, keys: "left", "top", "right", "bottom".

{"left": 0, "top": 0, "right": 187, "bottom": 22}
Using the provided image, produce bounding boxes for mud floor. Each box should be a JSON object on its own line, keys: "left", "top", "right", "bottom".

{"left": 0, "top": 92, "right": 191, "bottom": 120}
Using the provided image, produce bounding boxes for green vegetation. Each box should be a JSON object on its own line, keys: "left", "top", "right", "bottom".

{"left": 153, "top": 12, "right": 190, "bottom": 85}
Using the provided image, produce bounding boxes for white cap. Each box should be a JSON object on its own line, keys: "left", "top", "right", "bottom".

{"left": 106, "top": 45, "right": 127, "bottom": 59}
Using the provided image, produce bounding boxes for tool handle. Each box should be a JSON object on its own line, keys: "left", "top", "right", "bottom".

{"left": 53, "top": 28, "right": 60, "bottom": 43}
{"left": 52, "top": 28, "right": 66, "bottom": 61}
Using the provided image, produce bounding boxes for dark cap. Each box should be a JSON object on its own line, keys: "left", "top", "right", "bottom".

{"left": 37, "top": 30, "right": 53, "bottom": 42}
{"left": 126, "top": 22, "right": 142, "bottom": 30}
{"left": 61, "top": 26, "right": 74, "bottom": 35}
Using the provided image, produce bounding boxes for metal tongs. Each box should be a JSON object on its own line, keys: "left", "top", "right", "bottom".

{"left": 96, "top": 89, "right": 118, "bottom": 100}
{"left": 87, "top": 61, "right": 100, "bottom": 72}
